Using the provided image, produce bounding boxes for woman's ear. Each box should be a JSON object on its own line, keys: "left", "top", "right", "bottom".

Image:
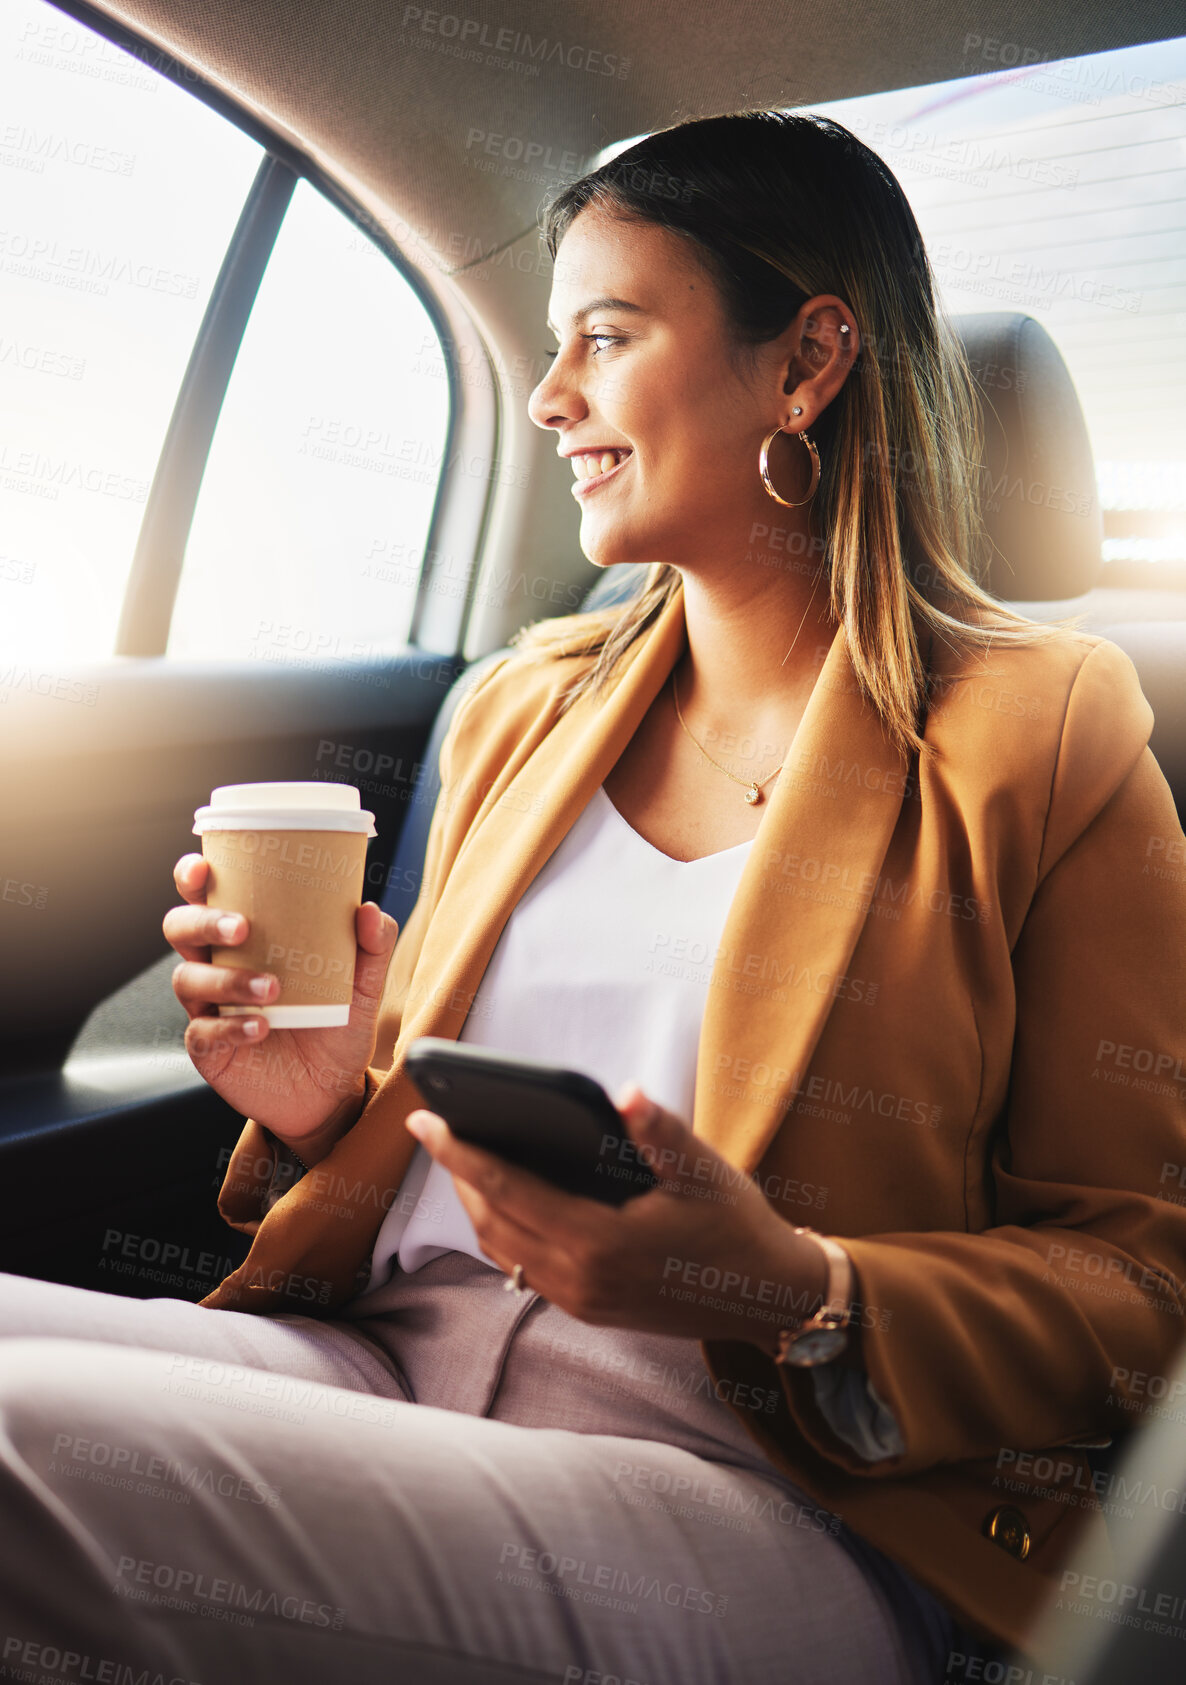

{"left": 780, "top": 295, "right": 858, "bottom": 426}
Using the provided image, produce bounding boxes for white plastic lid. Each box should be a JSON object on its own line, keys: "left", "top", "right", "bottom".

{"left": 194, "top": 781, "right": 377, "bottom": 835}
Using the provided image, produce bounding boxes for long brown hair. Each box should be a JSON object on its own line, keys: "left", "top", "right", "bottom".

{"left": 512, "top": 110, "right": 1073, "bottom": 762}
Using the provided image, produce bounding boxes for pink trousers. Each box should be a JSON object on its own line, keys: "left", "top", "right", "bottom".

{"left": 0, "top": 1255, "right": 954, "bottom": 1683}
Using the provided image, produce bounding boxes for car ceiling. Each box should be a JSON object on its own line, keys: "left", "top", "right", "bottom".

{"left": 82, "top": 0, "right": 1179, "bottom": 274}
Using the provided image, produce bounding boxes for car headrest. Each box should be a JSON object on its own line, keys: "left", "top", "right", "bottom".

{"left": 955, "top": 312, "right": 1101, "bottom": 600}
{"left": 582, "top": 311, "right": 1101, "bottom": 613}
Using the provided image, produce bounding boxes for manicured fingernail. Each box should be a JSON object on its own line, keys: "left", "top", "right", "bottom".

{"left": 242, "top": 1020, "right": 262, "bottom": 1039}
{"left": 217, "top": 916, "right": 241, "bottom": 941}
{"left": 249, "top": 976, "right": 274, "bottom": 999}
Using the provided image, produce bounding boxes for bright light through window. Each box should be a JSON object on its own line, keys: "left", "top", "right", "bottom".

{"left": 0, "top": 0, "right": 262, "bottom": 658}
{"left": 168, "top": 181, "right": 450, "bottom": 664}
{"left": 599, "top": 38, "right": 1186, "bottom": 569}
{"left": 805, "top": 38, "right": 1186, "bottom": 567}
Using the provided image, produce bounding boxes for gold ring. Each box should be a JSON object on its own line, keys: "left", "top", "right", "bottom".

{"left": 504, "top": 1263, "right": 528, "bottom": 1296}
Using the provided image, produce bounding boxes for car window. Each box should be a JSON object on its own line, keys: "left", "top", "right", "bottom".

{"left": 167, "top": 180, "right": 451, "bottom": 663}
{"left": 0, "top": 0, "right": 262, "bottom": 660}
{"left": 1, "top": 0, "right": 454, "bottom": 669}
{"left": 805, "top": 36, "right": 1186, "bottom": 584}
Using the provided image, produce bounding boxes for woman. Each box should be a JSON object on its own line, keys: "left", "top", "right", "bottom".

{"left": 2, "top": 112, "right": 1184, "bottom": 1684}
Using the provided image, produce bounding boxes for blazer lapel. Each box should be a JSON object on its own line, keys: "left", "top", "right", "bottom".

{"left": 691, "top": 625, "right": 910, "bottom": 1174}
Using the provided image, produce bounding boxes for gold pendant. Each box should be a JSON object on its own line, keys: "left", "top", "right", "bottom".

{"left": 745, "top": 785, "right": 762, "bottom": 805}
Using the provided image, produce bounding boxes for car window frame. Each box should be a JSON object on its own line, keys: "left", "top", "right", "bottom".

{"left": 42, "top": 0, "right": 493, "bottom": 661}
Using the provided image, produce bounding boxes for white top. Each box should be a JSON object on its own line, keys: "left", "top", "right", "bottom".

{"left": 359, "top": 782, "right": 903, "bottom": 1462}
{"left": 363, "top": 784, "right": 755, "bottom": 1286}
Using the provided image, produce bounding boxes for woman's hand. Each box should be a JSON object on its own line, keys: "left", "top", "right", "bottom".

{"left": 406, "top": 1081, "right": 828, "bottom": 1351}
{"left": 163, "top": 852, "right": 399, "bottom": 1158}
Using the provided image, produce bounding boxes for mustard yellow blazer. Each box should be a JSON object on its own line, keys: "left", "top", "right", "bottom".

{"left": 207, "top": 582, "right": 1186, "bottom": 1653}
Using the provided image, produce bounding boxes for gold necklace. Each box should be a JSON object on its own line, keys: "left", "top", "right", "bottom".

{"left": 670, "top": 670, "right": 782, "bottom": 804}
{"left": 670, "top": 580, "right": 822, "bottom": 806}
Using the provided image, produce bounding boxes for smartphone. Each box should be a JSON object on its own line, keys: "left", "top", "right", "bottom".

{"left": 404, "top": 1037, "right": 658, "bottom": 1205}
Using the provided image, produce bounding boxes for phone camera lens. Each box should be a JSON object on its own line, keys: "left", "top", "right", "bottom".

{"left": 427, "top": 1074, "right": 450, "bottom": 1091}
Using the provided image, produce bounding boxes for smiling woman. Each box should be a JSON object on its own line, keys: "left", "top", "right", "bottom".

{"left": 2, "top": 106, "right": 1186, "bottom": 1685}
{"left": 519, "top": 111, "right": 1070, "bottom": 766}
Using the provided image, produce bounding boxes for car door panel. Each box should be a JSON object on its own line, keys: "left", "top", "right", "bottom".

{"left": 0, "top": 649, "right": 461, "bottom": 1294}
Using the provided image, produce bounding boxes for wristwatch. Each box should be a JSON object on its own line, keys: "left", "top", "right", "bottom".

{"left": 773, "top": 1229, "right": 854, "bottom": 1368}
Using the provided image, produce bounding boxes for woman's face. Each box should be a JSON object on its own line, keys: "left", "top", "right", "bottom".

{"left": 528, "top": 203, "right": 827, "bottom": 574}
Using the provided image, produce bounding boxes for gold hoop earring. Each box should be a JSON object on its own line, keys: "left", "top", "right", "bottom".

{"left": 759, "top": 425, "right": 820, "bottom": 508}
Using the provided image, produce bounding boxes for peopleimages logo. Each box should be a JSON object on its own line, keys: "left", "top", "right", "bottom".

{"left": 1, "top": 1636, "right": 203, "bottom": 1685}
{"left": 496, "top": 1542, "right": 727, "bottom": 1615}
{"left": 402, "top": 8, "right": 632, "bottom": 78}
{"left": 113, "top": 1554, "right": 345, "bottom": 1629}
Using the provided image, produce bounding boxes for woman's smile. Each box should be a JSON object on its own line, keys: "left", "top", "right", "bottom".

{"left": 570, "top": 446, "right": 634, "bottom": 499}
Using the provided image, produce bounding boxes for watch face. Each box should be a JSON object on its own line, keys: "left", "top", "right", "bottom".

{"left": 783, "top": 1327, "right": 849, "bottom": 1368}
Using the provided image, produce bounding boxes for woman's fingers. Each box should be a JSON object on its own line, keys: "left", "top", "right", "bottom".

{"left": 164, "top": 855, "right": 246, "bottom": 963}
{"left": 162, "top": 903, "right": 249, "bottom": 965}
{"left": 172, "top": 958, "right": 278, "bottom": 1020}
{"left": 173, "top": 853, "right": 210, "bottom": 905}
{"left": 349, "top": 902, "right": 400, "bottom": 1016}
{"left": 164, "top": 892, "right": 394, "bottom": 1052}
{"left": 184, "top": 1014, "right": 268, "bottom": 1057}
{"left": 355, "top": 901, "right": 397, "bottom": 953}
{"left": 614, "top": 1082, "right": 725, "bottom": 1198}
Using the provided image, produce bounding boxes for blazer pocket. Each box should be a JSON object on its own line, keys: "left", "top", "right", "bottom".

{"left": 926, "top": 1447, "right": 1107, "bottom": 1574}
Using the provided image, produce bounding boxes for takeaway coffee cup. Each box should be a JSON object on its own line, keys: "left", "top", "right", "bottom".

{"left": 192, "top": 782, "right": 377, "bottom": 1028}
